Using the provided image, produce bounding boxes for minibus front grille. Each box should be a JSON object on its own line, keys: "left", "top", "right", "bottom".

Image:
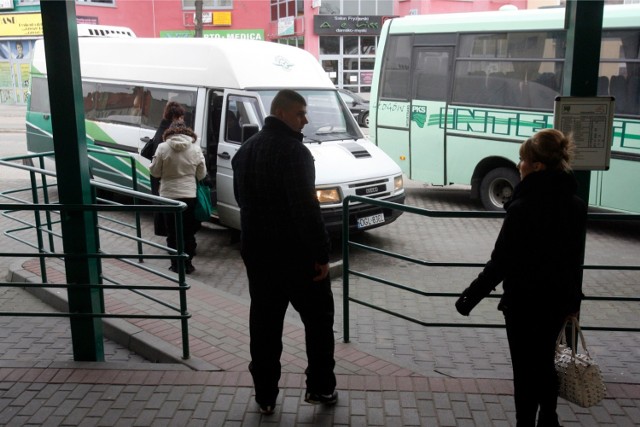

{"left": 348, "top": 179, "right": 387, "bottom": 188}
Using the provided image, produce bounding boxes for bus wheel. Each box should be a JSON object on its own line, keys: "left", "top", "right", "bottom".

{"left": 479, "top": 167, "right": 519, "bottom": 211}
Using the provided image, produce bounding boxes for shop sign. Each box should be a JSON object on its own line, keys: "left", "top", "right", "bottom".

{"left": 313, "top": 15, "right": 386, "bottom": 36}
{"left": 0, "top": 13, "right": 42, "bottom": 37}
{"left": 212, "top": 11, "right": 230, "bottom": 26}
{"left": 160, "top": 29, "right": 264, "bottom": 41}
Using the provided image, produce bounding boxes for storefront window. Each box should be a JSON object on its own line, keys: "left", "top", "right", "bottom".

{"left": 343, "top": 37, "right": 358, "bottom": 55}
{"left": 319, "top": 35, "right": 377, "bottom": 93}
{"left": 320, "top": 37, "right": 339, "bottom": 55}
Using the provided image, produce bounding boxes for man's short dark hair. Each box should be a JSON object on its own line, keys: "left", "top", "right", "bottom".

{"left": 270, "top": 89, "right": 306, "bottom": 115}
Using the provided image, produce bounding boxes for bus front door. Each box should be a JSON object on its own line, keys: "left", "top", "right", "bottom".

{"left": 409, "top": 47, "right": 453, "bottom": 186}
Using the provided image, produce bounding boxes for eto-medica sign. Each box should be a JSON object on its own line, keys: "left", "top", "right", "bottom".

{"left": 0, "top": 13, "right": 43, "bottom": 37}
{"left": 554, "top": 96, "right": 615, "bottom": 171}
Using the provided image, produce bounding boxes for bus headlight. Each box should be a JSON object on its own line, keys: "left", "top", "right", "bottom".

{"left": 394, "top": 175, "right": 404, "bottom": 191}
{"left": 316, "top": 187, "right": 341, "bottom": 204}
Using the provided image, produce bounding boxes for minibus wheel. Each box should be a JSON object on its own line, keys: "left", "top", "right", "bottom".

{"left": 479, "top": 167, "right": 520, "bottom": 211}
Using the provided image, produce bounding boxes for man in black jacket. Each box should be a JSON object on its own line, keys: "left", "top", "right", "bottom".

{"left": 232, "top": 89, "right": 337, "bottom": 415}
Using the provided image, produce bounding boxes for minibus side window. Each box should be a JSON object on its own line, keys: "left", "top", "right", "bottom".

{"left": 142, "top": 88, "right": 197, "bottom": 130}
{"left": 83, "top": 81, "right": 97, "bottom": 119}
{"left": 225, "top": 95, "right": 264, "bottom": 144}
{"left": 29, "top": 77, "right": 51, "bottom": 114}
{"left": 93, "top": 83, "right": 144, "bottom": 126}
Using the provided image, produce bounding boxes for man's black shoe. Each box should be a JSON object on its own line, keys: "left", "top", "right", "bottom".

{"left": 259, "top": 404, "right": 275, "bottom": 415}
{"left": 185, "top": 263, "right": 195, "bottom": 274}
{"left": 304, "top": 390, "right": 338, "bottom": 405}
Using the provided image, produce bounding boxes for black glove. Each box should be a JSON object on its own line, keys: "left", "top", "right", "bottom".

{"left": 455, "top": 286, "right": 483, "bottom": 316}
{"left": 200, "top": 174, "right": 214, "bottom": 188}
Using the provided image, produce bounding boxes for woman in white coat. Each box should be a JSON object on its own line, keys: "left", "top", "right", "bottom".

{"left": 149, "top": 123, "right": 207, "bottom": 273}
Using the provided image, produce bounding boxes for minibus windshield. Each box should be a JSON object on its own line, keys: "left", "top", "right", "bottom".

{"left": 257, "top": 89, "right": 363, "bottom": 142}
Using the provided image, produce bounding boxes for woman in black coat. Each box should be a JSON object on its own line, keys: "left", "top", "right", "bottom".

{"left": 456, "top": 129, "right": 587, "bottom": 427}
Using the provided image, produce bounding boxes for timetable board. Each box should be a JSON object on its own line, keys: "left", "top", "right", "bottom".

{"left": 553, "top": 96, "right": 615, "bottom": 170}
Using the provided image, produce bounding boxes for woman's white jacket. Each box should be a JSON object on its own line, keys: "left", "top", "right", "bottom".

{"left": 149, "top": 134, "right": 207, "bottom": 199}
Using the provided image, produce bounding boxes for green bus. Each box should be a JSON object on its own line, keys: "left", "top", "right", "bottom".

{"left": 370, "top": 4, "right": 640, "bottom": 212}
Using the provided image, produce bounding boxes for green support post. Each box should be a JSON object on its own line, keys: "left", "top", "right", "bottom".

{"left": 40, "top": 2, "right": 105, "bottom": 361}
{"left": 562, "top": 0, "right": 604, "bottom": 202}
{"left": 562, "top": 0, "right": 604, "bottom": 349}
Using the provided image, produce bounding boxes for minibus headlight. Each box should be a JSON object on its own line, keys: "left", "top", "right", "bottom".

{"left": 394, "top": 175, "right": 404, "bottom": 191}
{"left": 316, "top": 188, "right": 341, "bottom": 204}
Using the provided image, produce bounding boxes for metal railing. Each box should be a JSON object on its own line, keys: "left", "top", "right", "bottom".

{"left": 0, "top": 152, "right": 194, "bottom": 359}
{"left": 341, "top": 195, "right": 640, "bottom": 343}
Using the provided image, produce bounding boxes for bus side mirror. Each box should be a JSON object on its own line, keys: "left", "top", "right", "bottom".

{"left": 241, "top": 124, "right": 259, "bottom": 143}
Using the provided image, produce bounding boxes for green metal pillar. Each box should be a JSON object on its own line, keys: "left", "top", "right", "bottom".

{"left": 40, "top": 1, "right": 104, "bottom": 361}
{"left": 562, "top": 0, "right": 604, "bottom": 349}
{"left": 562, "top": 0, "right": 605, "bottom": 202}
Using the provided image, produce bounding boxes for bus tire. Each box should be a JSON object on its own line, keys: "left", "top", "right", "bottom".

{"left": 479, "top": 167, "right": 519, "bottom": 211}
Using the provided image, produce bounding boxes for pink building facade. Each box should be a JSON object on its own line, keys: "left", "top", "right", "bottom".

{"left": 0, "top": 0, "right": 534, "bottom": 104}
{"left": 74, "top": 0, "right": 528, "bottom": 94}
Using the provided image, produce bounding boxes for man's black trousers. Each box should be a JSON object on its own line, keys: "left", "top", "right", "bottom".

{"left": 243, "top": 256, "right": 336, "bottom": 406}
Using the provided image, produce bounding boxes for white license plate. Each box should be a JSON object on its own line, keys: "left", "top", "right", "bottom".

{"left": 356, "top": 213, "right": 385, "bottom": 229}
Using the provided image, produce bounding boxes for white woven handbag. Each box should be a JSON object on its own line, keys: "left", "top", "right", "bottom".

{"left": 555, "top": 316, "right": 606, "bottom": 408}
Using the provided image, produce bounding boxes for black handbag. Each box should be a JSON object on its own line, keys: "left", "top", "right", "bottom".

{"left": 141, "top": 137, "right": 157, "bottom": 160}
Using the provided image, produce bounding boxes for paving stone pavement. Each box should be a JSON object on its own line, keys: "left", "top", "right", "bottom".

{"left": 1, "top": 104, "right": 640, "bottom": 425}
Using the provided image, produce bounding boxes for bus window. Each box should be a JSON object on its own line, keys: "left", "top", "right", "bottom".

{"left": 453, "top": 31, "right": 565, "bottom": 109}
{"left": 413, "top": 49, "right": 451, "bottom": 102}
{"left": 380, "top": 35, "right": 412, "bottom": 100}
{"left": 600, "top": 30, "right": 640, "bottom": 115}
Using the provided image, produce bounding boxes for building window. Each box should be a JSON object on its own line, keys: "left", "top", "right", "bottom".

{"left": 182, "top": 0, "right": 233, "bottom": 9}
{"left": 270, "top": 0, "right": 298, "bottom": 20}
{"left": 277, "top": 36, "right": 304, "bottom": 49}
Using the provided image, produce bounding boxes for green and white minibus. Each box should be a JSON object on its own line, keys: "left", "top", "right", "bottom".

{"left": 370, "top": 4, "right": 640, "bottom": 212}
{"left": 26, "top": 35, "right": 405, "bottom": 233}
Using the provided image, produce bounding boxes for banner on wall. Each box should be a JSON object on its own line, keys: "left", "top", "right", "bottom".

{"left": 0, "top": 39, "right": 33, "bottom": 104}
{"left": 160, "top": 29, "right": 264, "bottom": 40}
{"left": 0, "top": 13, "right": 43, "bottom": 37}
{"left": 278, "top": 17, "right": 295, "bottom": 37}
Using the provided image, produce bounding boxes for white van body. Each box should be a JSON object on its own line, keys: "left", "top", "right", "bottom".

{"left": 27, "top": 37, "right": 405, "bottom": 233}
